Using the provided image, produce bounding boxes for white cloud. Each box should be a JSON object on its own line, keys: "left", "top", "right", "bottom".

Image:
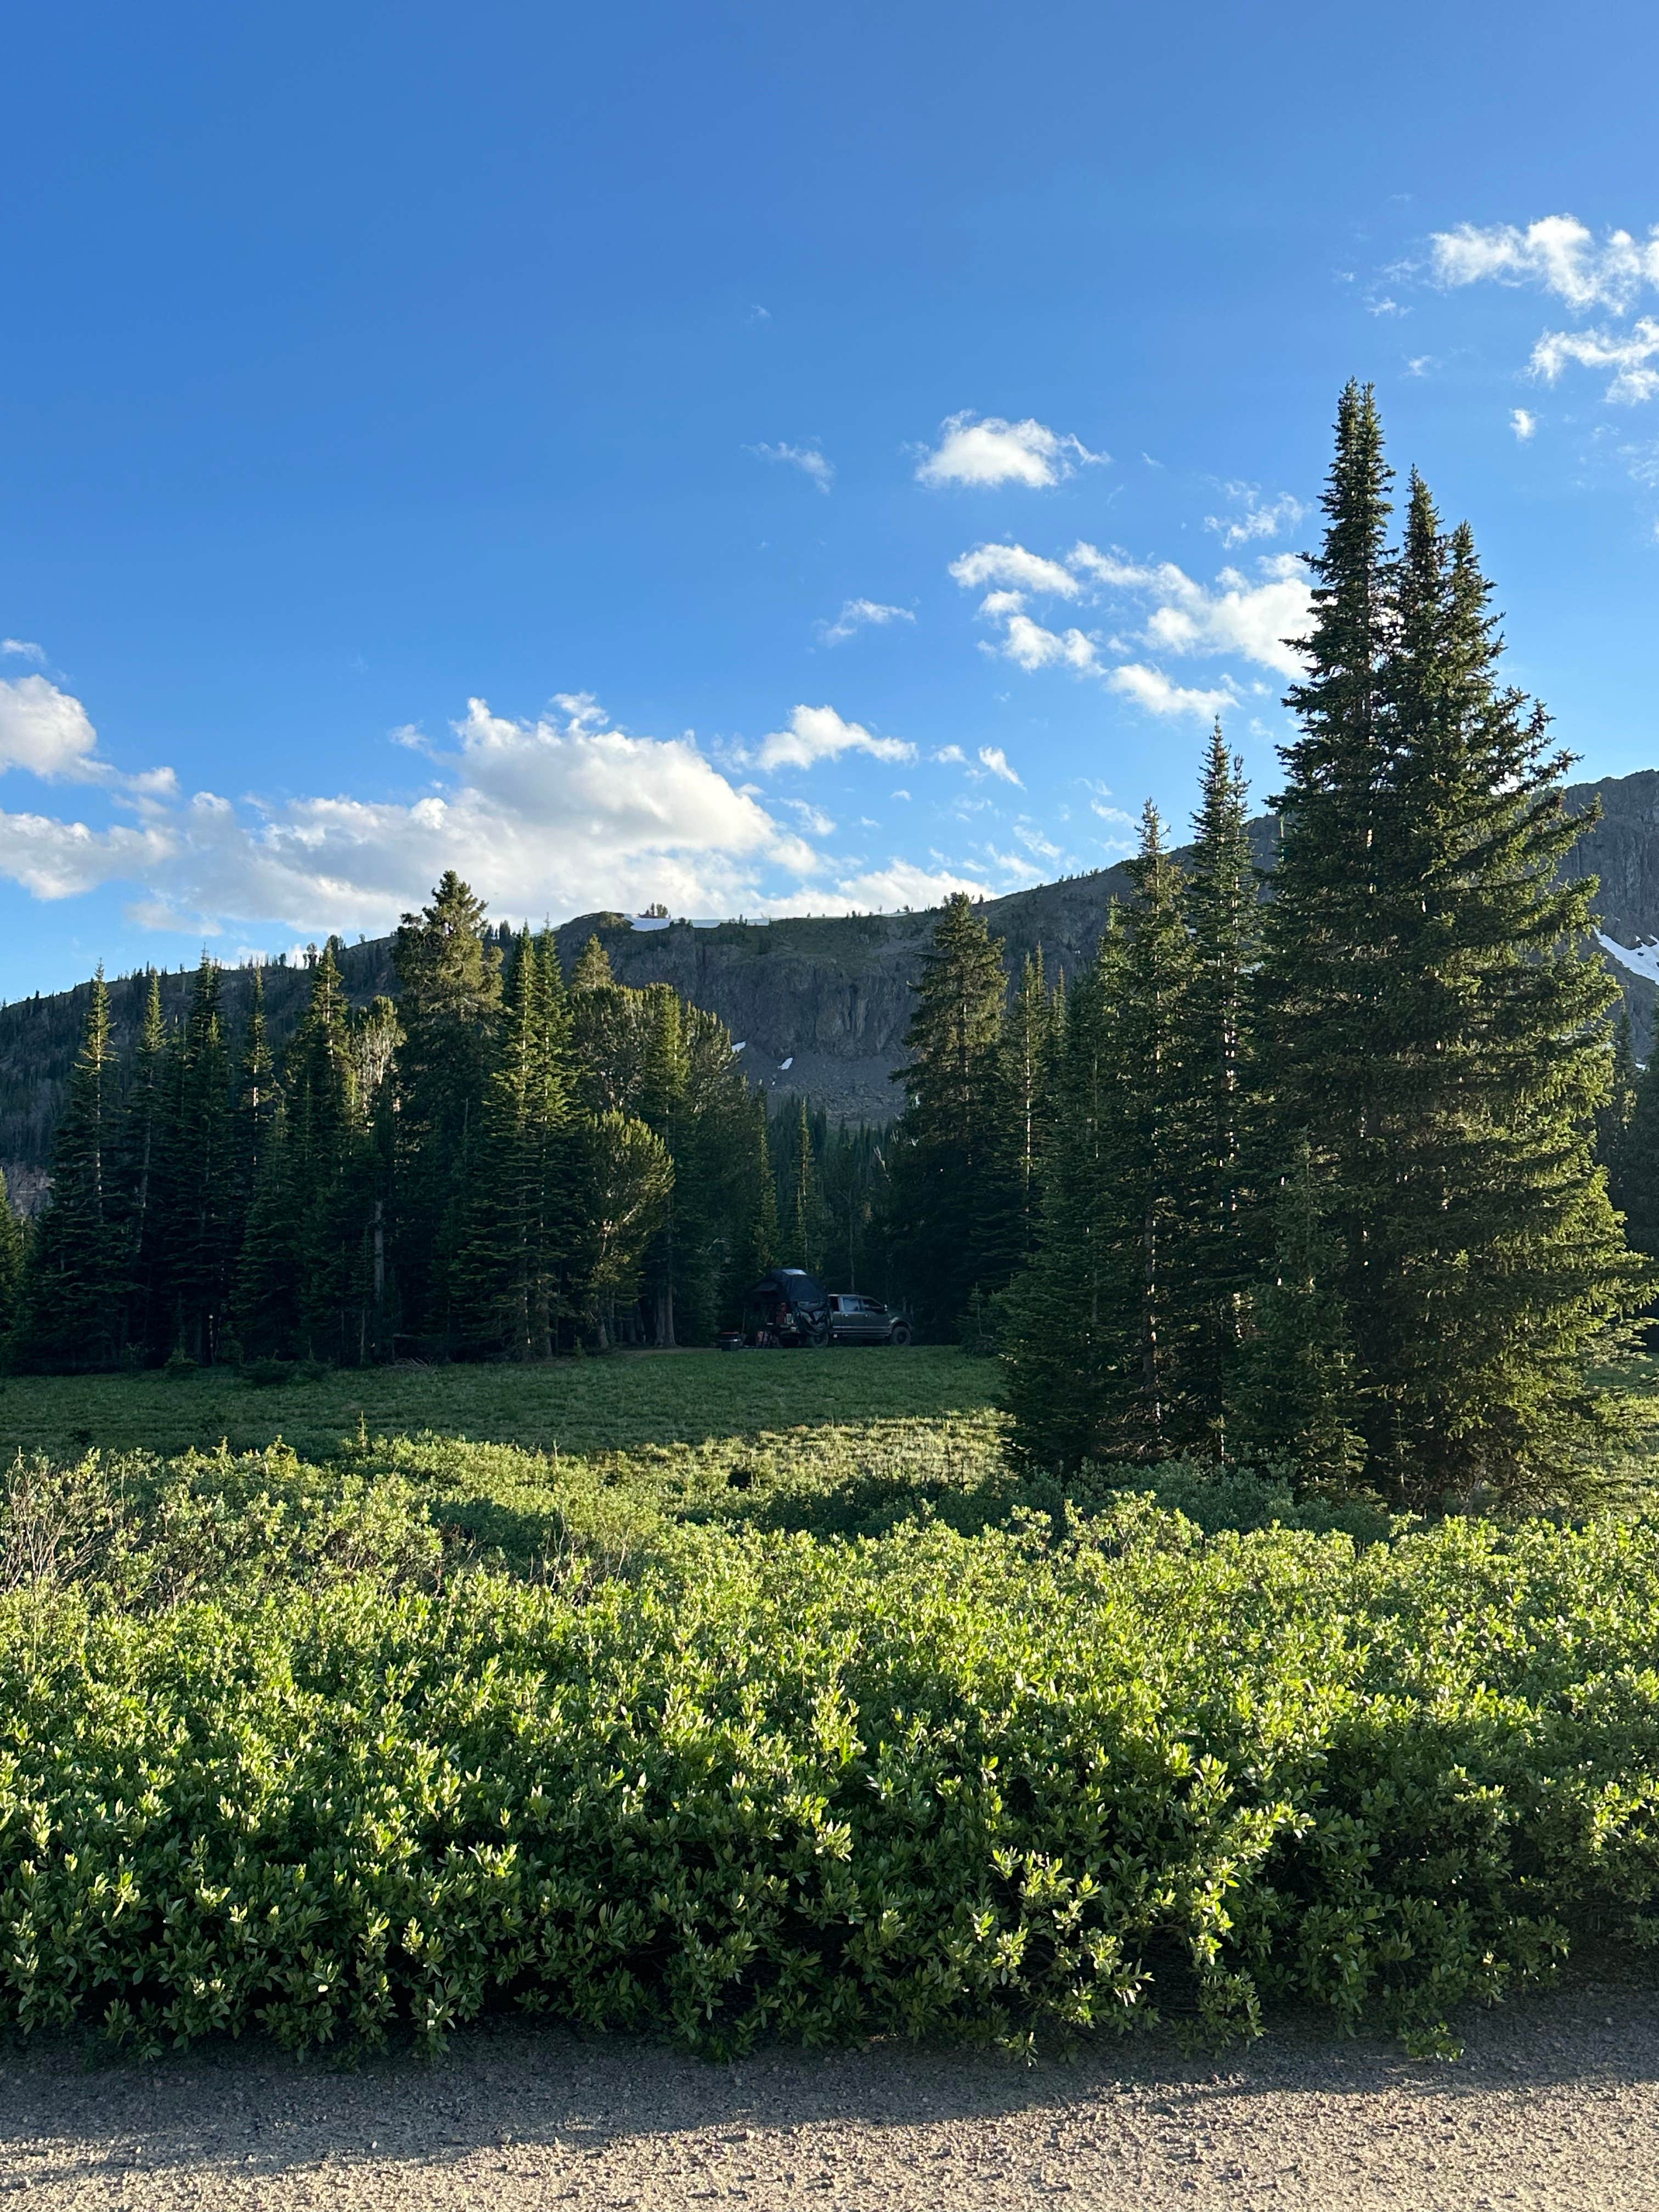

{"left": 975, "top": 746, "right": 1022, "bottom": 787}
{"left": 1531, "top": 318, "right": 1659, "bottom": 404}
{"left": 748, "top": 703, "right": 915, "bottom": 772}
{"left": 948, "top": 541, "right": 1081, "bottom": 597}
{"left": 916, "top": 411, "right": 1105, "bottom": 489}
{"left": 1015, "top": 822, "right": 1064, "bottom": 864}
{"left": 1430, "top": 215, "right": 1659, "bottom": 313}
{"left": 817, "top": 597, "right": 915, "bottom": 645}
{"left": 1072, "top": 544, "right": 1311, "bottom": 676}
{"left": 0, "top": 694, "right": 840, "bottom": 928}
{"left": 2, "top": 640, "right": 45, "bottom": 663}
{"left": 781, "top": 798, "right": 837, "bottom": 836}
{"left": 1511, "top": 408, "right": 1538, "bottom": 440}
{"left": 933, "top": 744, "right": 967, "bottom": 765}
{"left": 0, "top": 675, "right": 105, "bottom": 781}
{"left": 1203, "top": 488, "right": 1307, "bottom": 548}
{"left": 751, "top": 441, "right": 833, "bottom": 491}
{"left": 1108, "top": 665, "right": 1237, "bottom": 719}
{"left": 814, "top": 859, "right": 995, "bottom": 912}
{"left": 975, "top": 589, "right": 1025, "bottom": 620}
{"left": 997, "top": 614, "right": 1102, "bottom": 675}
{"left": 0, "top": 812, "right": 176, "bottom": 899}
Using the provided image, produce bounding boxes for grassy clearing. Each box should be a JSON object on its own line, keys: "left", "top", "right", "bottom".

{"left": 0, "top": 1345, "right": 998, "bottom": 1463}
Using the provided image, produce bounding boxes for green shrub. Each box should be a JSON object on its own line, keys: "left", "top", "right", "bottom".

{"left": 2, "top": 1497, "right": 1658, "bottom": 2062}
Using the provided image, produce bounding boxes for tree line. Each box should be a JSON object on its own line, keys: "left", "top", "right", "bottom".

{"left": 888, "top": 384, "right": 1653, "bottom": 1507}
{"left": 0, "top": 876, "right": 892, "bottom": 1370}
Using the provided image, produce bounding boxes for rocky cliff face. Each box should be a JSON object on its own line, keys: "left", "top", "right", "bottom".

{"left": 0, "top": 771, "right": 1652, "bottom": 1197}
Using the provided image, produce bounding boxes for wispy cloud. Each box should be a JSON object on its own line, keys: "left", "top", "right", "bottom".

{"left": 751, "top": 441, "right": 833, "bottom": 491}
{"left": 974, "top": 746, "right": 1022, "bottom": 786}
{"left": 816, "top": 597, "right": 915, "bottom": 645}
{"left": 747, "top": 703, "right": 915, "bottom": 772}
{"left": 948, "top": 541, "right": 1081, "bottom": 597}
{"left": 947, "top": 532, "right": 1311, "bottom": 701}
{"left": 1430, "top": 215, "right": 1659, "bottom": 313}
{"left": 1531, "top": 318, "right": 1659, "bottom": 404}
{"left": 916, "top": 411, "right": 1106, "bottom": 489}
{"left": 1070, "top": 544, "right": 1311, "bottom": 678}
{"left": 1107, "top": 664, "right": 1237, "bottom": 719}
{"left": 1, "top": 640, "right": 46, "bottom": 664}
{"left": 1426, "top": 214, "right": 1659, "bottom": 408}
{"left": 1511, "top": 408, "right": 1538, "bottom": 441}
{"left": 1202, "top": 486, "right": 1307, "bottom": 549}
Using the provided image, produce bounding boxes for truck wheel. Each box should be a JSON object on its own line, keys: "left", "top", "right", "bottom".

{"left": 806, "top": 1321, "right": 830, "bottom": 1348}
{"left": 890, "top": 1322, "right": 912, "bottom": 1347}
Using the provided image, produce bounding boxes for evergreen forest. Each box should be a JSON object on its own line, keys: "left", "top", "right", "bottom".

{"left": 1, "top": 885, "right": 893, "bottom": 1372}
{"left": 4, "top": 385, "right": 1658, "bottom": 1520}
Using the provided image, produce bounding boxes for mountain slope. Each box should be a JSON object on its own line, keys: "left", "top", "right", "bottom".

{"left": 0, "top": 772, "right": 1652, "bottom": 1203}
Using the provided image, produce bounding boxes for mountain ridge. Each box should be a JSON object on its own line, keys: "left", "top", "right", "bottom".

{"left": 0, "top": 769, "right": 1653, "bottom": 1206}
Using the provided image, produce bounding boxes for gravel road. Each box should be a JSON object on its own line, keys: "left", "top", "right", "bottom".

{"left": 3, "top": 1982, "right": 1657, "bottom": 2209}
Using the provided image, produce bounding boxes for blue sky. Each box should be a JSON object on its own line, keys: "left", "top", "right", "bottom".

{"left": 3, "top": 0, "right": 1657, "bottom": 994}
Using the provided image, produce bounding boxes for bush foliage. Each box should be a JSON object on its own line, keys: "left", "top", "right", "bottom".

{"left": 2, "top": 1431, "right": 1658, "bottom": 2063}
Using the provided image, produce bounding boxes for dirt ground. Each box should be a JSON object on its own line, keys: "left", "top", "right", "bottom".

{"left": 3, "top": 1981, "right": 1658, "bottom": 2210}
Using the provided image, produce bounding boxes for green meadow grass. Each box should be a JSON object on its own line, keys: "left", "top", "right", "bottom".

{"left": 0, "top": 1344, "right": 1000, "bottom": 1464}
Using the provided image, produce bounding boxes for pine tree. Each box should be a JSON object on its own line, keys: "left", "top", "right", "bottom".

{"left": 113, "top": 972, "right": 168, "bottom": 1357}
{"left": 289, "top": 940, "right": 374, "bottom": 1360}
{"left": 572, "top": 934, "right": 615, "bottom": 991}
{"left": 1114, "top": 802, "right": 1200, "bottom": 1451}
{"left": 233, "top": 1099, "right": 301, "bottom": 1357}
{"left": 454, "top": 930, "right": 575, "bottom": 1358}
{"left": 729, "top": 1090, "right": 779, "bottom": 1306}
{"left": 888, "top": 893, "right": 1011, "bottom": 1335}
{"left": 660, "top": 1006, "right": 757, "bottom": 1344}
{"left": 995, "top": 947, "right": 1059, "bottom": 1271}
{"left": 1599, "top": 1009, "right": 1639, "bottom": 1185}
{"left": 1613, "top": 1037, "right": 1659, "bottom": 1266}
{"left": 19, "top": 972, "right": 125, "bottom": 1368}
{"left": 1178, "top": 725, "right": 1261, "bottom": 1432}
{"left": 157, "top": 955, "right": 239, "bottom": 1362}
{"left": 1003, "top": 918, "right": 1137, "bottom": 1471}
{"left": 1232, "top": 1140, "right": 1365, "bottom": 1487}
{"left": 787, "top": 1099, "right": 826, "bottom": 1271}
{"left": 1257, "top": 381, "right": 1396, "bottom": 1189}
{"left": 577, "top": 1110, "right": 673, "bottom": 1347}
{"left": 1261, "top": 400, "right": 1648, "bottom": 1502}
{"left": 0, "top": 1169, "right": 25, "bottom": 1351}
{"left": 389, "top": 874, "right": 501, "bottom": 1346}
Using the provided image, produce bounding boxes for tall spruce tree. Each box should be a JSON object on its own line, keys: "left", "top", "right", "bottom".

{"left": 454, "top": 930, "right": 575, "bottom": 1358}
{"left": 1113, "top": 802, "right": 1201, "bottom": 1452}
{"left": 1178, "top": 725, "right": 1261, "bottom": 1432}
{"left": 1003, "top": 917, "right": 1137, "bottom": 1471}
{"left": 1232, "top": 1139, "right": 1365, "bottom": 1486}
{"left": 1616, "top": 1042, "right": 1659, "bottom": 1266}
{"left": 994, "top": 947, "right": 1059, "bottom": 1274}
{"left": 389, "top": 874, "right": 501, "bottom": 1346}
{"left": 232, "top": 970, "right": 279, "bottom": 1211}
{"left": 1261, "top": 396, "right": 1647, "bottom": 1502}
{"left": 157, "top": 955, "right": 239, "bottom": 1362}
{"left": 0, "top": 1170, "right": 25, "bottom": 1351}
{"left": 1598, "top": 1009, "right": 1639, "bottom": 1186}
{"left": 113, "top": 972, "right": 168, "bottom": 1357}
{"left": 888, "top": 893, "right": 1012, "bottom": 1336}
{"left": 19, "top": 972, "right": 125, "bottom": 1368}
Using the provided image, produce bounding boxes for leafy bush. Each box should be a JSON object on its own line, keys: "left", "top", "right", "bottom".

{"left": 2, "top": 1488, "right": 1659, "bottom": 2062}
